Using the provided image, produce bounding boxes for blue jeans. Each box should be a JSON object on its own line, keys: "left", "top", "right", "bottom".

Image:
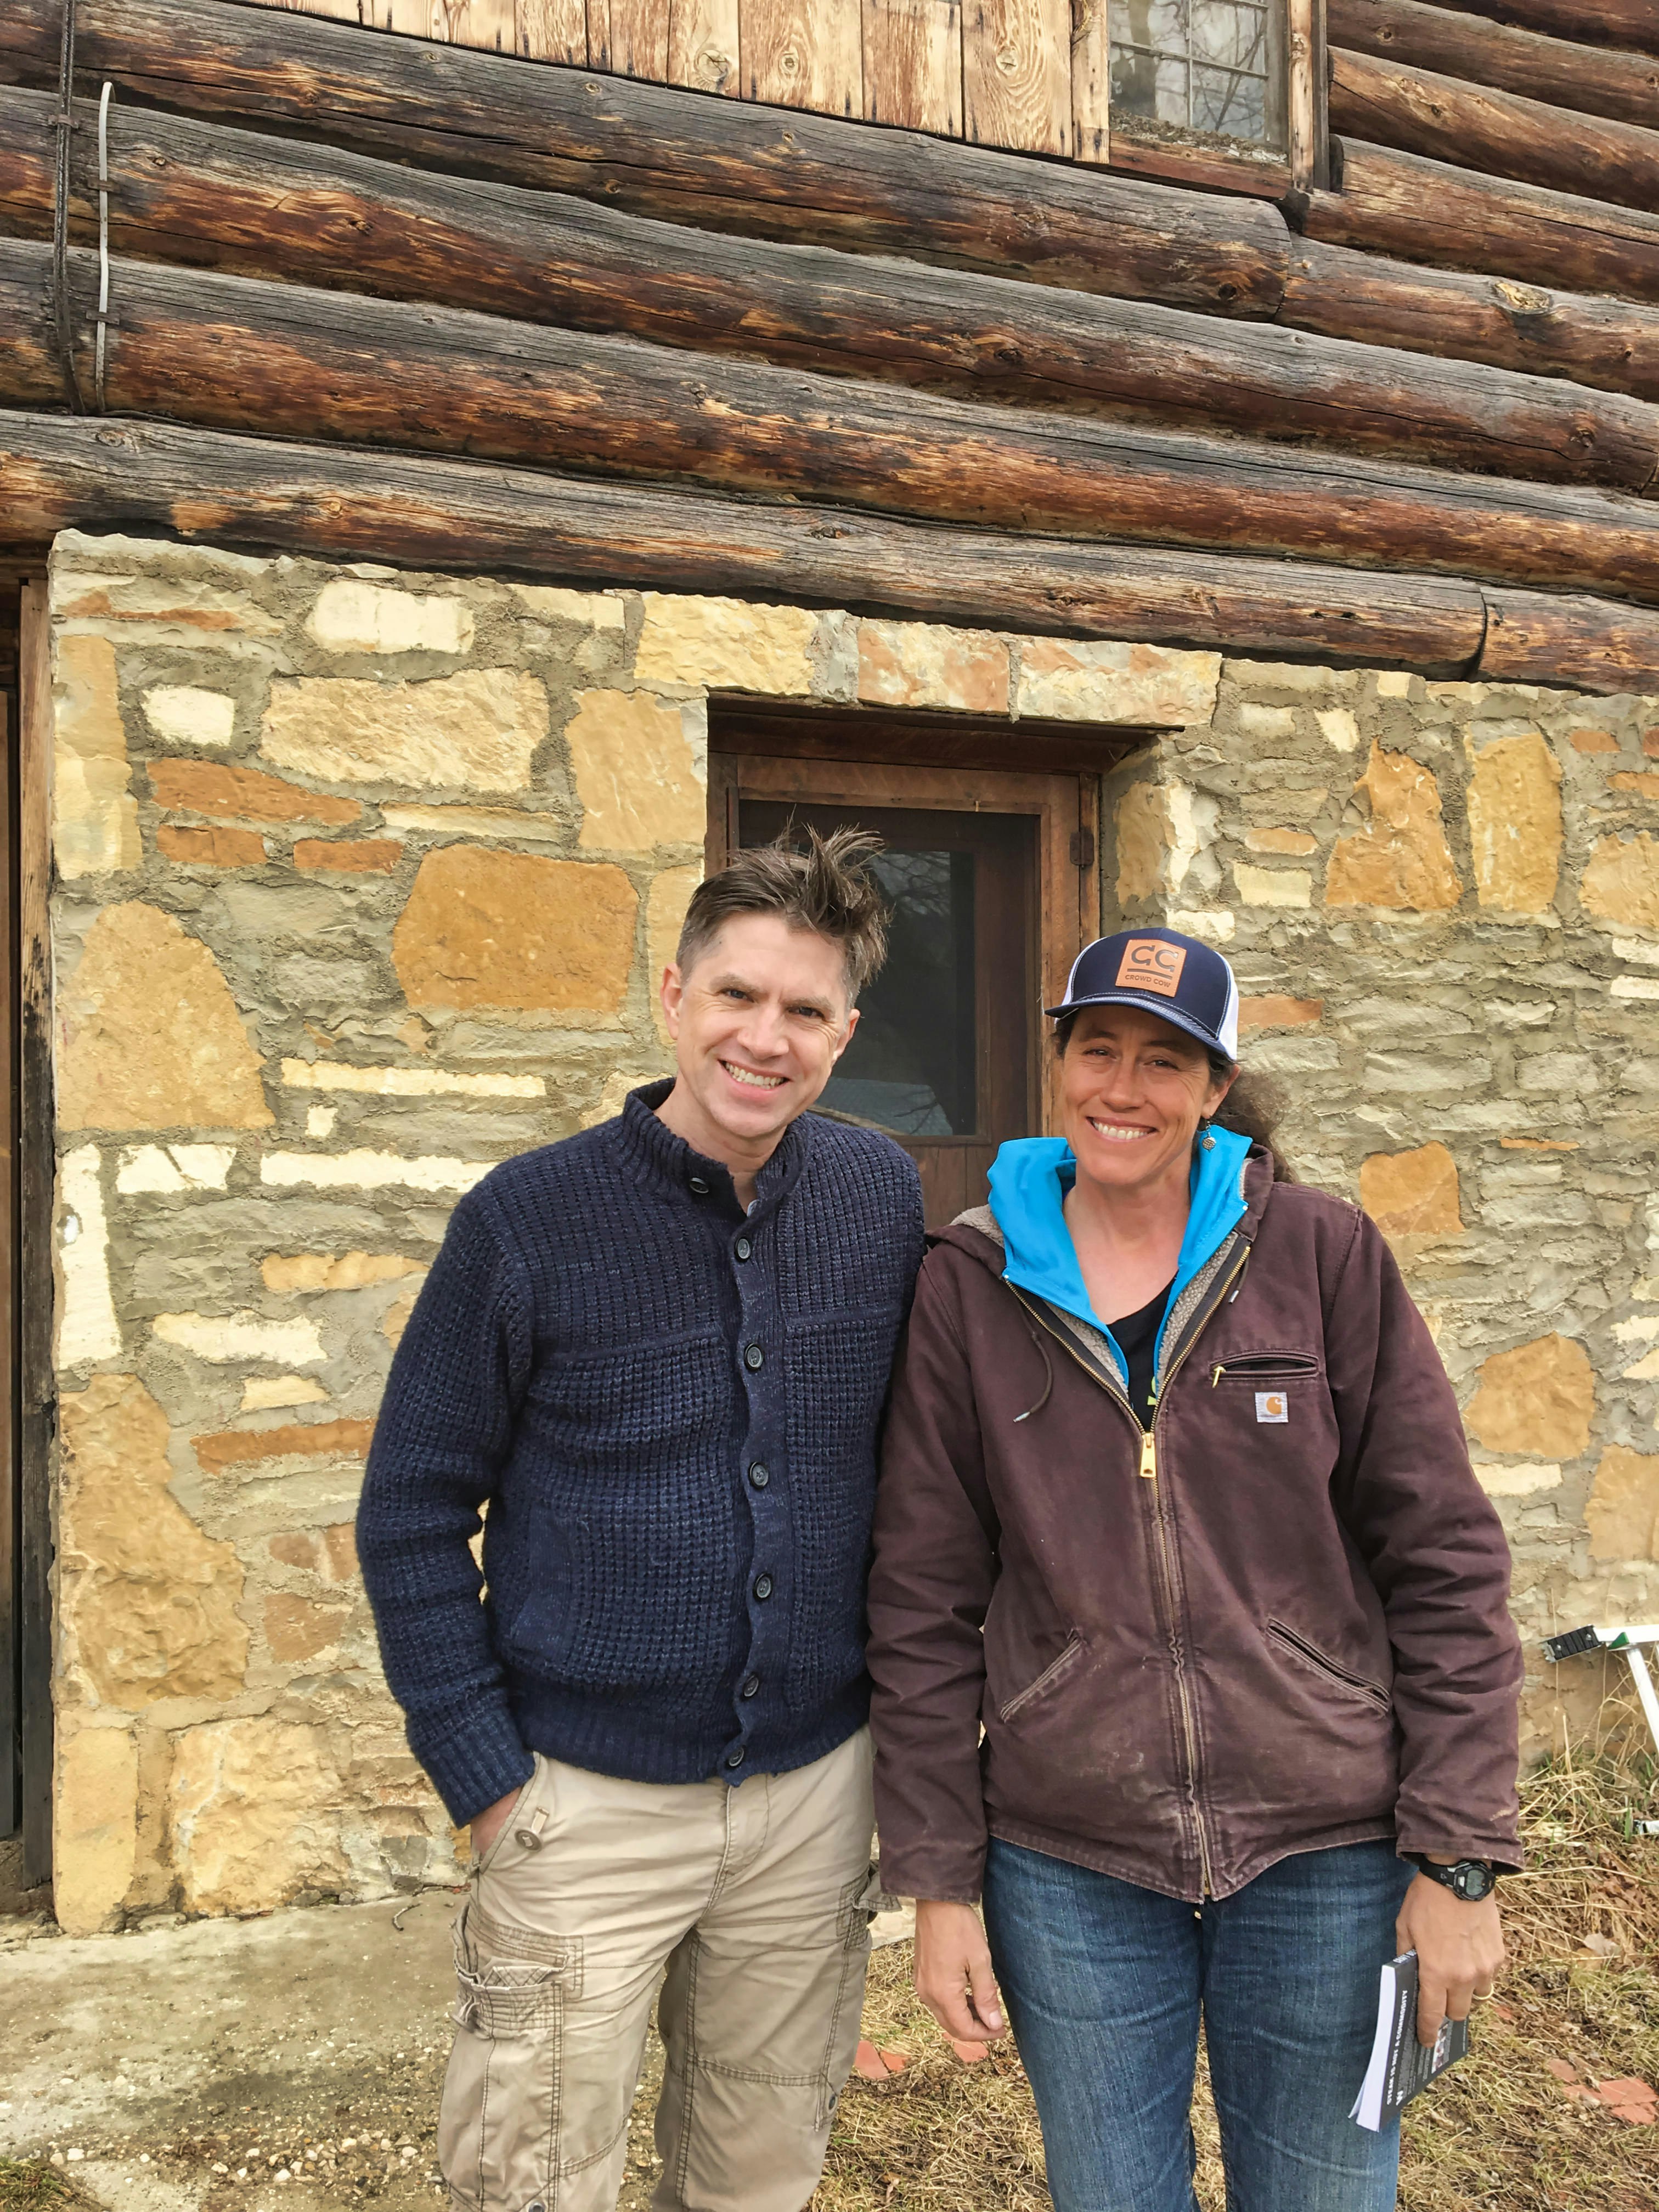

{"left": 981, "top": 1836, "right": 1415, "bottom": 2212}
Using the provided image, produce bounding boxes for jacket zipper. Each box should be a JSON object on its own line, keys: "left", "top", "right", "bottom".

{"left": 1013, "top": 1239, "right": 1250, "bottom": 1899}
{"left": 1137, "top": 1240, "right": 1250, "bottom": 1899}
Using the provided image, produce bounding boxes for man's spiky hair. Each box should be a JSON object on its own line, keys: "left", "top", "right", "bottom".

{"left": 676, "top": 826, "right": 889, "bottom": 1002}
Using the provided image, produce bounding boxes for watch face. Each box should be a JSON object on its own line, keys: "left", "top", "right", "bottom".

{"left": 1454, "top": 1862, "right": 1496, "bottom": 1900}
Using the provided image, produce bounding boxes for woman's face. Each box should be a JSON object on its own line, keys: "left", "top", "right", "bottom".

{"left": 1060, "top": 1005, "right": 1234, "bottom": 1199}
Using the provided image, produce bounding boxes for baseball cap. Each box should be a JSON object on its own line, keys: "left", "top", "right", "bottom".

{"left": 1046, "top": 928, "right": 1240, "bottom": 1060}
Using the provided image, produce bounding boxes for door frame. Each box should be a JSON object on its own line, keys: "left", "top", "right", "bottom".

{"left": 707, "top": 703, "right": 1110, "bottom": 1141}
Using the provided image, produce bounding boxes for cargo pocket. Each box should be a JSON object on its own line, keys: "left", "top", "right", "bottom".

{"left": 814, "top": 1865, "right": 885, "bottom": 2132}
{"left": 441, "top": 1898, "right": 584, "bottom": 2212}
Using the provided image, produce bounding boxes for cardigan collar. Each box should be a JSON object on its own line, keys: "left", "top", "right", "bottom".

{"left": 614, "top": 1077, "right": 814, "bottom": 1222}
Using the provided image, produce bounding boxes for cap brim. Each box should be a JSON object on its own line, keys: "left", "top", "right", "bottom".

{"left": 1043, "top": 989, "right": 1230, "bottom": 1059}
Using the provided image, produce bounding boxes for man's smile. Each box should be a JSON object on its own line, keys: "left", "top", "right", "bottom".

{"left": 720, "top": 1059, "right": 787, "bottom": 1091}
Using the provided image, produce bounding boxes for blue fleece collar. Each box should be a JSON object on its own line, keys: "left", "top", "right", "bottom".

{"left": 987, "top": 1127, "right": 1251, "bottom": 1389}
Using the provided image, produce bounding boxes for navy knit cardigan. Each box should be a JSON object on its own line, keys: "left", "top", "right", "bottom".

{"left": 357, "top": 1081, "right": 926, "bottom": 1825}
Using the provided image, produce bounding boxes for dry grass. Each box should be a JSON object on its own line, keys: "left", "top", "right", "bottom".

{"left": 815, "top": 1730, "right": 1659, "bottom": 2212}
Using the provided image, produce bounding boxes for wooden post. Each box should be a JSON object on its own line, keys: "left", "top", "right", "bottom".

{"left": 15, "top": 576, "right": 51, "bottom": 1891}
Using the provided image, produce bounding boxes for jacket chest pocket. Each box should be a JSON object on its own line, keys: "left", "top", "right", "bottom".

{"left": 1206, "top": 1351, "right": 1322, "bottom": 1389}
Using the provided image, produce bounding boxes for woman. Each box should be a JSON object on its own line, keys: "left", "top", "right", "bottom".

{"left": 865, "top": 927, "right": 1522, "bottom": 2212}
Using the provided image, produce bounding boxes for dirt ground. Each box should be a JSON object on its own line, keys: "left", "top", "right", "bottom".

{"left": 1, "top": 1747, "right": 1654, "bottom": 2212}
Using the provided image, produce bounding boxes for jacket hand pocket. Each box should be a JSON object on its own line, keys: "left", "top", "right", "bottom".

{"left": 1266, "top": 1618, "right": 1391, "bottom": 1713}
{"left": 995, "top": 1630, "right": 1085, "bottom": 1723}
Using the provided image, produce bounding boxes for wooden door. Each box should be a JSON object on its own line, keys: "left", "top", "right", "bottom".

{"left": 708, "top": 746, "right": 1096, "bottom": 1226}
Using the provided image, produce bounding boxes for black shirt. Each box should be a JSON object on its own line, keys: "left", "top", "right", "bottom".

{"left": 1108, "top": 1281, "right": 1173, "bottom": 1431}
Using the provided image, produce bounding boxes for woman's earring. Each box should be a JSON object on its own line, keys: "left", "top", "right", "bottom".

{"left": 1200, "top": 1118, "right": 1216, "bottom": 1152}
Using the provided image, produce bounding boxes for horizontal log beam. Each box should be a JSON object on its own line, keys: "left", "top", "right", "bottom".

{"left": 1327, "top": 0, "right": 1659, "bottom": 130}
{"left": 7, "top": 0, "right": 1656, "bottom": 414}
{"left": 1280, "top": 241, "right": 1659, "bottom": 405}
{"left": 7, "top": 409, "right": 1659, "bottom": 694}
{"left": 1330, "top": 47, "right": 1659, "bottom": 217}
{"left": 1301, "top": 141, "right": 1659, "bottom": 307}
{"left": 1420, "top": 0, "right": 1659, "bottom": 65}
{"left": 7, "top": 240, "right": 1659, "bottom": 607}
{"left": 3, "top": 91, "right": 1653, "bottom": 492}
{"left": 0, "top": 0, "right": 1287, "bottom": 315}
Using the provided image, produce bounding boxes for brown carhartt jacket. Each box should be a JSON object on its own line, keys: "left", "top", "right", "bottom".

{"left": 866, "top": 1150, "right": 1524, "bottom": 1905}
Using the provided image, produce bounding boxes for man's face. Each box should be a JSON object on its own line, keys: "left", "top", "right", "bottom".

{"left": 660, "top": 912, "right": 859, "bottom": 1156}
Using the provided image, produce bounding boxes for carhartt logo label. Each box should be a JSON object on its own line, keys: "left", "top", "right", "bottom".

{"left": 1256, "top": 1391, "right": 1288, "bottom": 1423}
{"left": 1116, "top": 938, "right": 1187, "bottom": 1000}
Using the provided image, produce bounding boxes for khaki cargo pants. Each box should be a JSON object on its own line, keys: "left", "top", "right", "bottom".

{"left": 440, "top": 1728, "right": 879, "bottom": 2212}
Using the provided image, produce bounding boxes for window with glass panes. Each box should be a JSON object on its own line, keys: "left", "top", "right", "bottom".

{"left": 1109, "top": 0, "right": 1284, "bottom": 150}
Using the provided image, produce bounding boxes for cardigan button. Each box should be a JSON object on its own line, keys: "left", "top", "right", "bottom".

{"left": 753, "top": 1573, "right": 773, "bottom": 1601}
{"left": 748, "top": 1462, "right": 770, "bottom": 1489}
{"left": 725, "top": 1747, "right": 746, "bottom": 1769}
{"left": 744, "top": 1344, "right": 764, "bottom": 1371}
{"left": 735, "top": 1236, "right": 752, "bottom": 1261}
{"left": 741, "top": 1673, "right": 761, "bottom": 1699}
{"left": 689, "top": 1175, "right": 710, "bottom": 1195}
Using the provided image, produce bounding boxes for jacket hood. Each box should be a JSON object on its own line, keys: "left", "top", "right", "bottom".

{"left": 979, "top": 1128, "right": 1254, "bottom": 1385}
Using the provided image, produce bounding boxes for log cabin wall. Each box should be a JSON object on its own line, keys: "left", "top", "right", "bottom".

{"left": 1, "top": 0, "right": 1657, "bottom": 1918}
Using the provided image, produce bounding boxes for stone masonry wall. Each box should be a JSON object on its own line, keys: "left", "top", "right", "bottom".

{"left": 43, "top": 529, "right": 1659, "bottom": 1932}
{"left": 1104, "top": 663, "right": 1659, "bottom": 1773}
{"left": 43, "top": 532, "right": 1213, "bottom": 1934}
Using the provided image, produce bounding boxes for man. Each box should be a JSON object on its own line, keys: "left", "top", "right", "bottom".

{"left": 358, "top": 828, "right": 924, "bottom": 2212}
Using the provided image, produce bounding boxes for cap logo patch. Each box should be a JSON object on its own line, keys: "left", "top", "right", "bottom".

{"left": 1116, "top": 938, "right": 1187, "bottom": 1000}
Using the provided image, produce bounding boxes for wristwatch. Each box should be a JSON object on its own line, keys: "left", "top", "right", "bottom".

{"left": 1407, "top": 1854, "right": 1498, "bottom": 1901}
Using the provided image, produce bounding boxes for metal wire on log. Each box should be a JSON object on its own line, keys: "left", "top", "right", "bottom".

{"left": 51, "top": 0, "right": 82, "bottom": 411}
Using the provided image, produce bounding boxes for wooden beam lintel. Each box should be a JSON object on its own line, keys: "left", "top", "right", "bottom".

{"left": 3, "top": 410, "right": 1657, "bottom": 697}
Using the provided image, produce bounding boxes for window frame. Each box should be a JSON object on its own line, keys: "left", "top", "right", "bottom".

{"left": 1104, "top": 0, "right": 1327, "bottom": 198}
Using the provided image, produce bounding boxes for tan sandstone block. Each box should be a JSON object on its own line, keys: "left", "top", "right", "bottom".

{"left": 241, "top": 1376, "right": 329, "bottom": 1412}
{"left": 193, "top": 1418, "right": 375, "bottom": 1476}
{"left": 382, "top": 1289, "right": 421, "bottom": 1349}
{"left": 1359, "top": 1142, "right": 1463, "bottom": 1237}
{"left": 269, "top": 1532, "right": 319, "bottom": 1571}
{"left": 1570, "top": 728, "right": 1618, "bottom": 753}
{"left": 1585, "top": 1446, "right": 1659, "bottom": 1562}
{"left": 857, "top": 622, "right": 1008, "bottom": 713}
{"left": 648, "top": 863, "right": 704, "bottom": 1046}
{"left": 149, "top": 759, "right": 360, "bottom": 826}
{"left": 1466, "top": 732, "right": 1561, "bottom": 913}
{"left": 59, "top": 1374, "right": 248, "bottom": 1707}
{"left": 55, "top": 574, "right": 279, "bottom": 633}
{"left": 566, "top": 691, "right": 704, "bottom": 853}
{"left": 264, "top": 1593, "right": 351, "bottom": 1664}
{"left": 142, "top": 685, "right": 236, "bottom": 749}
{"left": 1464, "top": 1333, "right": 1594, "bottom": 1461}
{"left": 59, "top": 904, "right": 272, "bottom": 1132}
{"left": 1325, "top": 745, "right": 1462, "bottom": 911}
{"left": 157, "top": 825, "right": 267, "bottom": 870}
{"left": 1244, "top": 827, "right": 1317, "bottom": 856}
{"left": 1610, "top": 771, "right": 1659, "bottom": 797}
{"left": 294, "top": 838, "right": 403, "bottom": 874}
{"left": 54, "top": 634, "right": 142, "bottom": 879}
{"left": 1017, "top": 640, "right": 1220, "bottom": 726}
{"left": 170, "top": 1717, "right": 349, "bottom": 1916}
{"left": 1233, "top": 864, "right": 1312, "bottom": 907}
{"left": 263, "top": 1251, "right": 424, "bottom": 1293}
{"left": 393, "top": 845, "right": 637, "bottom": 1015}
{"left": 1239, "top": 996, "right": 1322, "bottom": 1032}
{"left": 509, "top": 584, "right": 627, "bottom": 631}
{"left": 322, "top": 1522, "right": 359, "bottom": 1583}
{"left": 55, "top": 1722, "right": 140, "bottom": 1935}
{"left": 1115, "top": 781, "right": 1210, "bottom": 904}
{"left": 635, "top": 594, "right": 815, "bottom": 695}
{"left": 262, "top": 669, "right": 548, "bottom": 792}
{"left": 305, "top": 579, "right": 474, "bottom": 657}
{"left": 1582, "top": 832, "right": 1659, "bottom": 929}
